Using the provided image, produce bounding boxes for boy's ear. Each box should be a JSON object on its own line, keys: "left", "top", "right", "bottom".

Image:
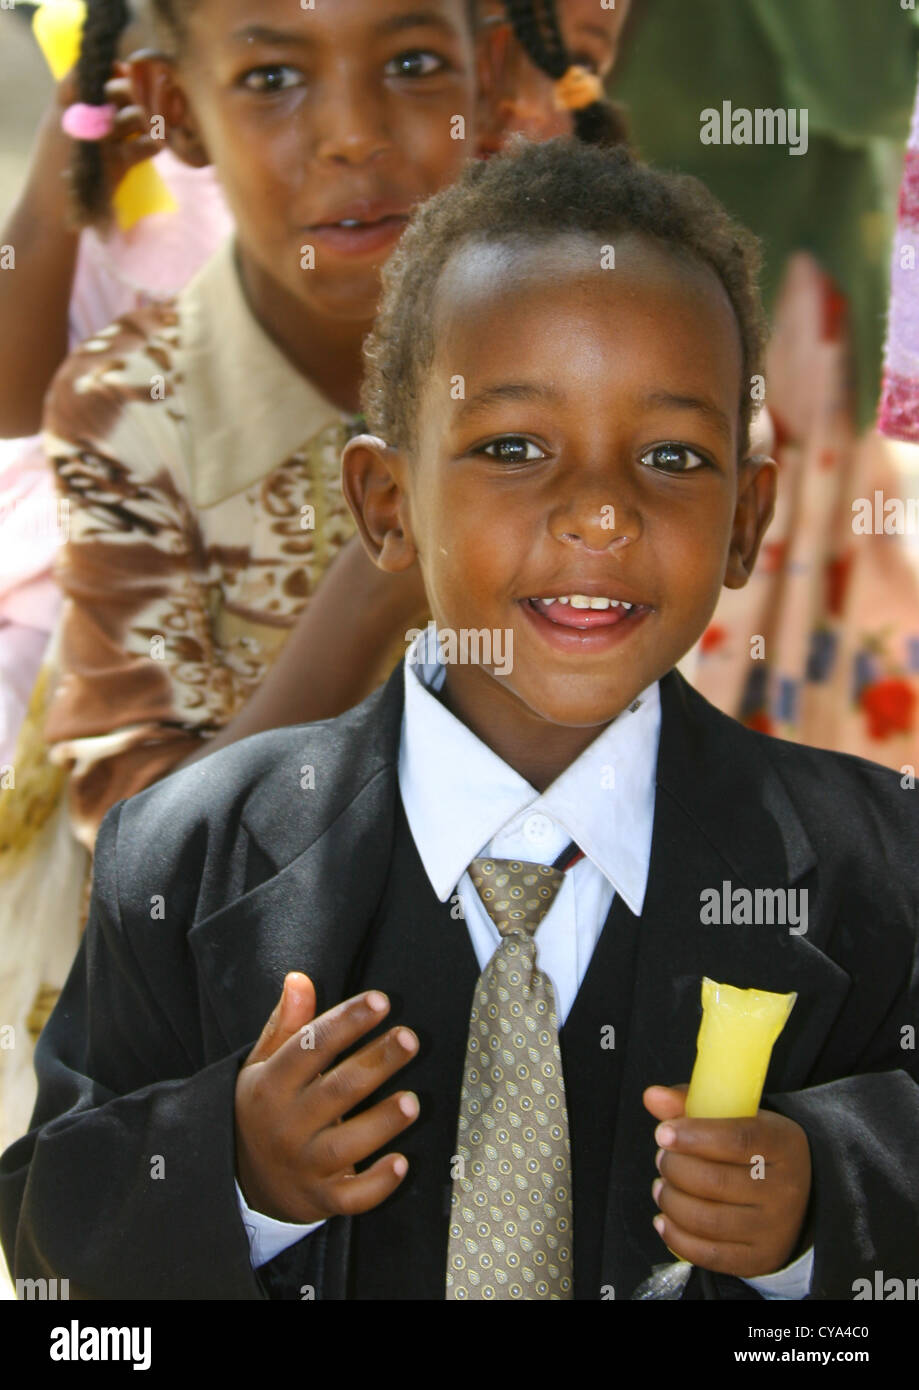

{"left": 341, "top": 435, "right": 419, "bottom": 575}
{"left": 723, "top": 454, "right": 778, "bottom": 590}
{"left": 128, "top": 51, "right": 211, "bottom": 168}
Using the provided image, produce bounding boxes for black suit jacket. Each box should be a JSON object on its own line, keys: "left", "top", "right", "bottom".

{"left": 1, "top": 665, "right": 918, "bottom": 1299}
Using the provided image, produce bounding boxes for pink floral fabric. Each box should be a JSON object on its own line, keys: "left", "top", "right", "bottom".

{"left": 879, "top": 85, "right": 919, "bottom": 443}
{"left": 685, "top": 252, "right": 919, "bottom": 771}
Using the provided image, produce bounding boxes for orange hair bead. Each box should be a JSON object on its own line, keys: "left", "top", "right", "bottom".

{"left": 553, "top": 65, "right": 604, "bottom": 111}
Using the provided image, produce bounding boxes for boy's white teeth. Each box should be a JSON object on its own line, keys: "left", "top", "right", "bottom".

{"left": 339, "top": 219, "right": 362, "bottom": 227}
{"left": 538, "top": 595, "right": 634, "bottom": 611}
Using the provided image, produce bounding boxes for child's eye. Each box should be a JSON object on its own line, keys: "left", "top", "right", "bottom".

{"left": 639, "top": 444, "right": 707, "bottom": 473}
{"left": 480, "top": 437, "right": 546, "bottom": 464}
{"left": 241, "top": 65, "right": 302, "bottom": 94}
{"left": 385, "top": 50, "right": 446, "bottom": 79}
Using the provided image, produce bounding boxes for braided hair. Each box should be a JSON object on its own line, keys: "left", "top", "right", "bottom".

{"left": 68, "top": 0, "right": 131, "bottom": 225}
{"left": 67, "top": 0, "right": 192, "bottom": 226}
{"left": 501, "top": 0, "right": 627, "bottom": 146}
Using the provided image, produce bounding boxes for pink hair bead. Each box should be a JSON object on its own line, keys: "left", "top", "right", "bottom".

{"left": 61, "top": 102, "right": 117, "bottom": 141}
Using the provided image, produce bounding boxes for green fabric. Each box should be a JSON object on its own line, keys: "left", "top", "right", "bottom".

{"left": 612, "top": 0, "right": 919, "bottom": 428}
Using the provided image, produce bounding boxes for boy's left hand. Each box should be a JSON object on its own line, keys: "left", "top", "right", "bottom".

{"left": 643, "top": 1085, "right": 812, "bottom": 1279}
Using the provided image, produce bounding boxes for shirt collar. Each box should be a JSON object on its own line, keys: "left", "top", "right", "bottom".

{"left": 398, "top": 623, "right": 661, "bottom": 915}
{"left": 177, "top": 237, "right": 349, "bottom": 509}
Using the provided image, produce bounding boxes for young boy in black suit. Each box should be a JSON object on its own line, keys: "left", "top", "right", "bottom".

{"left": 2, "top": 137, "right": 917, "bottom": 1301}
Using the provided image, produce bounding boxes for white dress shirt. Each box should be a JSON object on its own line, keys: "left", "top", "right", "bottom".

{"left": 237, "top": 627, "right": 813, "bottom": 1297}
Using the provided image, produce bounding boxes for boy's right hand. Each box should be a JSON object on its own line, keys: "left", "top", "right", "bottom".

{"left": 234, "top": 975, "right": 420, "bottom": 1225}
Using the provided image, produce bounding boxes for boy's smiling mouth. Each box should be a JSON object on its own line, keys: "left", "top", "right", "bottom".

{"left": 520, "top": 592, "right": 653, "bottom": 638}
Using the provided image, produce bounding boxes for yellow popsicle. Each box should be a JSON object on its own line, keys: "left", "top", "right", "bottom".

{"left": 32, "top": 0, "right": 87, "bottom": 82}
{"left": 685, "top": 977, "right": 796, "bottom": 1119}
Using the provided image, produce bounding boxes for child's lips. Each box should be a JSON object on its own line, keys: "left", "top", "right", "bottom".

{"left": 527, "top": 597, "right": 635, "bottom": 629}
{"left": 519, "top": 595, "right": 652, "bottom": 647}
{"left": 306, "top": 213, "right": 410, "bottom": 257}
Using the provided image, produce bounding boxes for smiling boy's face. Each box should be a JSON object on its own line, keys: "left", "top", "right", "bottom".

{"left": 141, "top": 0, "right": 476, "bottom": 325}
{"left": 344, "top": 233, "right": 776, "bottom": 782}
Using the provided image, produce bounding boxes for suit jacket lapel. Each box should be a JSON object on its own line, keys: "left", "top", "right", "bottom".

{"left": 187, "top": 664, "right": 406, "bottom": 1054}
{"left": 604, "top": 668, "right": 852, "bottom": 1296}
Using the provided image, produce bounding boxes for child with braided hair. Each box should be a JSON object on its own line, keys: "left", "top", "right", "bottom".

{"left": 0, "top": 1, "right": 230, "bottom": 443}
{"left": 477, "top": 0, "right": 632, "bottom": 151}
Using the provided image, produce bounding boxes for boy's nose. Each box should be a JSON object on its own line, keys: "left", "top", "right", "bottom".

{"left": 549, "top": 494, "right": 641, "bottom": 553}
{"left": 557, "top": 528, "right": 633, "bottom": 554}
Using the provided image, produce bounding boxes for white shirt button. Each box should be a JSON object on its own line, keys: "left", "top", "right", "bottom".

{"left": 523, "top": 813, "right": 554, "bottom": 846}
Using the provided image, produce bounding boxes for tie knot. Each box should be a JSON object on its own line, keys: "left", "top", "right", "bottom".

{"left": 468, "top": 857, "right": 566, "bottom": 937}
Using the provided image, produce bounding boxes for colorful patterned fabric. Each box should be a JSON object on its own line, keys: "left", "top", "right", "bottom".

{"left": 39, "top": 236, "right": 360, "bottom": 854}
{"left": 682, "top": 253, "right": 919, "bottom": 769}
{"left": 879, "top": 83, "right": 919, "bottom": 443}
{"left": 0, "top": 154, "right": 233, "bottom": 769}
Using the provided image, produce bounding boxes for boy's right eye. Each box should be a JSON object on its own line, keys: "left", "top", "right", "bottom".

{"left": 240, "top": 65, "right": 303, "bottom": 93}
{"left": 480, "top": 437, "right": 546, "bottom": 463}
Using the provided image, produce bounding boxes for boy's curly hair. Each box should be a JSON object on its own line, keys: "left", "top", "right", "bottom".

{"left": 361, "top": 137, "right": 766, "bottom": 454}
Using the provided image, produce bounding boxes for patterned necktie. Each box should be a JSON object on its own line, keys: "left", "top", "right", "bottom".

{"left": 446, "top": 842, "right": 583, "bottom": 1300}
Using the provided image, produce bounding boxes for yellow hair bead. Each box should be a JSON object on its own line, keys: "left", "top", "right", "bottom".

{"left": 553, "top": 65, "right": 604, "bottom": 112}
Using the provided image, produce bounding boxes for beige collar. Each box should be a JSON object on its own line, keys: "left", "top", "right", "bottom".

{"left": 178, "top": 237, "right": 347, "bottom": 509}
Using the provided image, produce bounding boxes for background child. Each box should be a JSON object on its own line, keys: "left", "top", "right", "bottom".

{"left": 3, "top": 135, "right": 916, "bottom": 1301}
{"left": 0, "top": 1, "right": 232, "bottom": 770}
{"left": 39, "top": 0, "right": 481, "bottom": 841}
{"left": 477, "top": 0, "right": 632, "bottom": 150}
{"left": 0, "top": 0, "right": 479, "bottom": 1164}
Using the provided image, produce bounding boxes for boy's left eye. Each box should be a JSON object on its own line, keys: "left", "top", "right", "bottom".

{"left": 481, "top": 436, "right": 546, "bottom": 463}
{"left": 639, "top": 444, "right": 707, "bottom": 473}
{"left": 385, "top": 50, "right": 446, "bottom": 78}
{"left": 241, "top": 65, "right": 302, "bottom": 93}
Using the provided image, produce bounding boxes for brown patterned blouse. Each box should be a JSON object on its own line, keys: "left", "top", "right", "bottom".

{"left": 41, "top": 237, "right": 360, "bottom": 853}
